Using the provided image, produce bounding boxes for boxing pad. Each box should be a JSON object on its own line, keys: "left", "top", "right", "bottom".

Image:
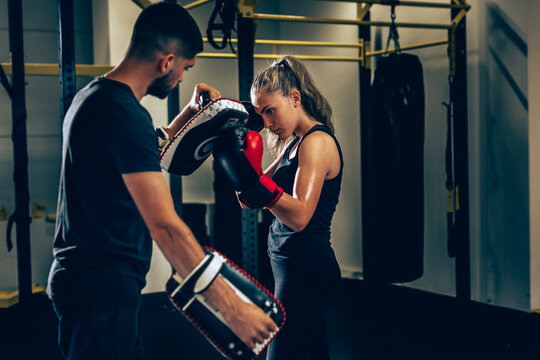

{"left": 160, "top": 98, "right": 249, "bottom": 175}
{"left": 166, "top": 247, "right": 286, "bottom": 360}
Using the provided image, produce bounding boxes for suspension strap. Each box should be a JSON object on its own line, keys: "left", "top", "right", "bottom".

{"left": 207, "top": 0, "right": 237, "bottom": 53}
{"left": 0, "top": 63, "right": 13, "bottom": 98}
{"left": 385, "top": 3, "right": 401, "bottom": 54}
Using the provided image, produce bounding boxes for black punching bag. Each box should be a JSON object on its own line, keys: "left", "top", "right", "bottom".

{"left": 364, "top": 53, "right": 425, "bottom": 283}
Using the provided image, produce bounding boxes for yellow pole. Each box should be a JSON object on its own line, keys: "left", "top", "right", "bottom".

{"left": 366, "top": 39, "right": 449, "bottom": 57}
{"left": 248, "top": 13, "right": 452, "bottom": 30}
{"left": 1, "top": 63, "right": 113, "bottom": 77}
{"left": 203, "top": 37, "right": 363, "bottom": 48}
{"left": 131, "top": 0, "right": 152, "bottom": 9}
{"left": 184, "top": 0, "right": 213, "bottom": 10}
{"left": 322, "top": 0, "right": 470, "bottom": 10}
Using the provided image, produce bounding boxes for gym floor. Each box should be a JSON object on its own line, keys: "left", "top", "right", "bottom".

{"left": 1, "top": 278, "right": 539, "bottom": 360}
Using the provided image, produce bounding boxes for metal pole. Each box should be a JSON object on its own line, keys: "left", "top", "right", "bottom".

{"left": 168, "top": 86, "right": 183, "bottom": 219}
{"left": 236, "top": 13, "right": 258, "bottom": 278}
{"left": 359, "top": 6, "right": 372, "bottom": 281}
{"left": 164, "top": 0, "right": 183, "bottom": 219}
{"left": 8, "top": 0, "right": 32, "bottom": 304}
{"left": 451, "top": 3, "right": 471, "bottom": 300}
{"left": 57, "top": 0, "right": 77, "bottom": 121}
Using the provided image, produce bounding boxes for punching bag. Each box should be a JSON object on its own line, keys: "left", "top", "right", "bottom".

{"left": 363, "top": 53, "right": 425, "bottom": 283}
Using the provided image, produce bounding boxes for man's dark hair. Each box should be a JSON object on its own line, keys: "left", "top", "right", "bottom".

{"left": 127, "top": 2, "right": 203, "bottom": 61}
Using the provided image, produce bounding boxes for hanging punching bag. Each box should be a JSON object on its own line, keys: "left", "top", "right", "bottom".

{"left": 364, "top": 53, "right": 425, "bottom": 283}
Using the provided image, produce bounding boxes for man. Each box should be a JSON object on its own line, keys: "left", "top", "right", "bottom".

{"left": 47, "top": 2, "right": 276, "bottom": 359}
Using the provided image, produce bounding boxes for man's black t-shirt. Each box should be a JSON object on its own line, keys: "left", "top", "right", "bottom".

{"left": 49, "top": 77, "right": 161, "bottom": 306}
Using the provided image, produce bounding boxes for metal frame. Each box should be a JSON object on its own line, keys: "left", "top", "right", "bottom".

{"left": 245, "top": 12, "right": 452, "bottom": 30}
{"left": 358, "top": 3, "right": 372, "bottom": 290}
{"left": 2, "top": 0, "right": 471, "bottom": 298}
{"left": 57, "top": 0, "right": 77, "bottom": 121}
{"left": 7, "top": 0, "right": 32, "bottom": 305}
{"left": 328, "top": 0, "right": 470, "bottom": 10}
{"left": 132, "top": 0, "right": 212, "bottom": 10}
{"left": 164, "top": 1, "right": 184, "bottom": 220}
{"left": 236, "top": 12, "right": 258, "bottom": 275}
{"left": 450, "top": 2, "right": 470, "bottom": 301}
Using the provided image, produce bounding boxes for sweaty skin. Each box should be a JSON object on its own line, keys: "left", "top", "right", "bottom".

{"left": 251, "top": 89, "right": 341, "bottom": 231}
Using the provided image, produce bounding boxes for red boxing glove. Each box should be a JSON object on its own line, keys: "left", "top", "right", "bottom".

{"left": 243, "top": 131, "right": 263, "bottom": 175}
{"left": 213, "top": 127, "right": 283, "bottom": 209}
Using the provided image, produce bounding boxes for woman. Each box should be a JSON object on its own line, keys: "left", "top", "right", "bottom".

{"left": 238, "top": 55, "right": 343, "bottom": 360}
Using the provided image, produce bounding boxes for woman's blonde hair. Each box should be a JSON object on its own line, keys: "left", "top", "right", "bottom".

{"left": 251, "top": 55, "right": 334, "bottom": 157}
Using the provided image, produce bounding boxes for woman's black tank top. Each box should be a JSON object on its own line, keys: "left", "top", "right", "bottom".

{"left": 268, "top": 125, "right": 343, "bottom": 261}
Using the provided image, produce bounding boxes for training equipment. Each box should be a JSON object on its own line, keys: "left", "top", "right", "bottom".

{"left": 159, "top": 95, "right": 264, "bottom": 175}
{"left": 155, "top": 126, "right": 170, "bottom": 149}
{"left": 363, "top": 52, "right": 425, "bottom": 283}
{"left": 166, "top": 247, "right": 286, "bottom": 360}
{"left": 160, "top": 98, "right": 249, "bottom": 175}
{"left": 214, "top": 127, "right": 283, "bottom": 209}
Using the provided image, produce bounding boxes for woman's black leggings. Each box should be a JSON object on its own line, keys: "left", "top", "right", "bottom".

{"left": 266, "top": 248, "right": 341, "bottom": 360}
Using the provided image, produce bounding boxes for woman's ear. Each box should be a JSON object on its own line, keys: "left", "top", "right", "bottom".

{"left": 290, "top": 88, "right": 301, "bottom": 107}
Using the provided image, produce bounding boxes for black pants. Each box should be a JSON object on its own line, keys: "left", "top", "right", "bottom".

{"left": 51, "top": 298, "right": 146, "bottom": 360}
{"left": 267, "top": 248, "right": 341, "bottom": 360}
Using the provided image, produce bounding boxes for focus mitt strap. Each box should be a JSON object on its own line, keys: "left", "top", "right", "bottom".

{"left": 155, "top": 126, "right": 170, "bottom": 149}
{"left": 160, "top": 98, "right": 249, "bottom": 175}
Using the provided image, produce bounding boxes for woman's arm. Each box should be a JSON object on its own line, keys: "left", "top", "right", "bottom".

{"left": 269, "top": 132, "right": 340, "bottom": 232}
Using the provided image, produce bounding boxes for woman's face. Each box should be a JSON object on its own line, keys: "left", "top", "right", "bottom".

{"left": 252, "top": 89, "right": 297, "bottom": 140}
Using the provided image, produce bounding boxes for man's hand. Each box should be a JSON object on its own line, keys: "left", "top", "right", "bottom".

{"left": 225, "top": 300, "right": 278, "bottom": 349}
{"left": 164, "top": 83, "right": 222, "bottom": 138}
{"left": 203, "top": 275, "right": 277, "bottom": 350}
{"left": 186, "top": 83, "right": 221, "bottom": 114}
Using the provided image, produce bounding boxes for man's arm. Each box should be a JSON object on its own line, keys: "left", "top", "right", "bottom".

{"left": 122, "top": 171, "right": 276, "bottom": 348}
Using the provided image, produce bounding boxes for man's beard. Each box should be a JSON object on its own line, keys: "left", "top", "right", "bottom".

{"left": 147, "top": 70, "right": 176, "bottom": 99}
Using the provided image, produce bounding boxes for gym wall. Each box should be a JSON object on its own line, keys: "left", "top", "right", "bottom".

{"left": 0, "top": 0, "right": 538, "bottom": 312}
{"left": 529, "top": 0, "right": 540, "bottom": 312}
{"left": 0, "top": 0, "right": 94, "bottom": 290}
{"left": 472, "top": 0, "right": 531, "bottom": 311}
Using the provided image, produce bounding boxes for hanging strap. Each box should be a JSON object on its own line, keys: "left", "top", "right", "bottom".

{"left": 207, "top": 0, "right": 237, "bottom": 53}
{"left": 0, "top": 63, "right": 13, "bottom": 99}
{"left": 2, "top": 62, "right": 32, "bottom": 253}
{"left": 6, "top": 213, "right": 15, "bottom": 252}
{"left": 385, "top": 3, "right": 401, "bottom": 54}
{"left": 1, "top": 63, "right": 15, "bottom": 252}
